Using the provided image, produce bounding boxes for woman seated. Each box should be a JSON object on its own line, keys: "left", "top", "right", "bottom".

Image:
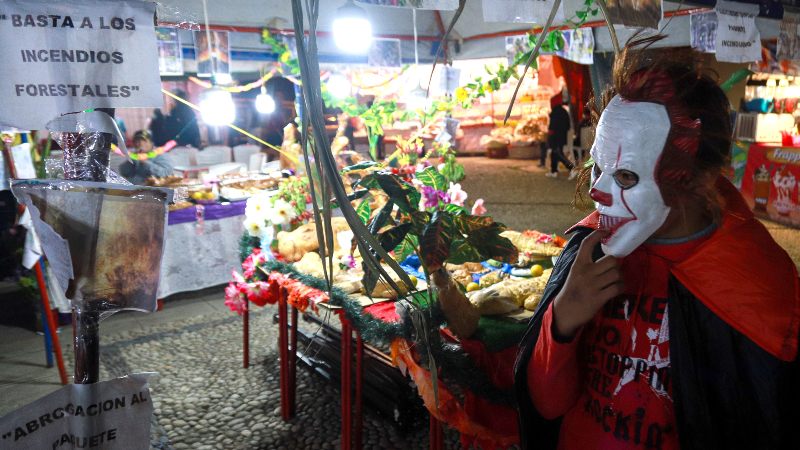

{"left": 119, "top": 130, "right": 173, "bottom": 184}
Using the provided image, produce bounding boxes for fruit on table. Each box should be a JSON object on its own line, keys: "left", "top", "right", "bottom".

{"left": 530, "top": 264, "right": 544, "bottom": 277}
{"left": 466, "top": 282, "right": 480, "bottom": 292}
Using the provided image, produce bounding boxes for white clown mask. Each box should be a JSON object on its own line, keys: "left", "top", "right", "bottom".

{"left": 590, "top": 96, "right": 672, "bottom": 257}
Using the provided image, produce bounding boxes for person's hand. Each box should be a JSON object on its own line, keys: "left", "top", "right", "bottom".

{"left": 552, "top": 230, "right": 623, "bottom": 339}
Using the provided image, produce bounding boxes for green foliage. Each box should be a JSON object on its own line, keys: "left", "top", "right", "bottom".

{"left": 357, "top": 172, "right": 421, "bottom": 214}
{"left": 357, "top": 169, "right": 515, "bottom": 275}
{"left": 355, "top": 199, "right": 372, "bottom": 225}
{"left": 455, "top": 0, "right": 599, "bottom": 109}
{"left": 261, "top": 28, "right": 300, "bottom": 75}
{"left": 437, "top": 143, "right": 465, "bottom": 184}
{"left": 378, "top": 223, "right": 413, "bottom": 253}
{"left": 394, "top": 234, "right": 419, "bottom": 262}
{"left": 416, "top": 166, "right": 447, "bottom": 191}
{"left": 419, "top": 210, "right": 457, "bottom": 272}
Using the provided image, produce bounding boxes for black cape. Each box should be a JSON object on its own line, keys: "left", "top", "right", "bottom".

{"left": 513, "top": 227, "right": 800, "bottom": 450}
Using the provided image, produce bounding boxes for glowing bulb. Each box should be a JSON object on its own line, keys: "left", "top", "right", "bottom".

{"left": 332, "top": 1, "right": 372, "bottom": 54}
{"left": 255, "top": 87, "right": 276, "bottom": 114}
{"left": 327, "top": 74, "right": 351, "bottom": 99}
{"left": 200, "top": 87, "right": 236, "bottom": 126}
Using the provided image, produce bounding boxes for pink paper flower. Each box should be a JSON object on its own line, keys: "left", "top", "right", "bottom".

{"left": 241, "top": 248, "right": 266, "bottom": 279}
{"left": 224, "top": 276, "right": 247, "bottom": 315}
{"left": 447, "top": 183, "right": 468, "bottom": 207}
{"left": 471, "top": 198, "right": 487, "bottom": 216}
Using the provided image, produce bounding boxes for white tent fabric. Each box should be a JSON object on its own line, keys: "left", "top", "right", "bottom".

{"left": 155, "top": 0, "right": 783, "bottom": 64}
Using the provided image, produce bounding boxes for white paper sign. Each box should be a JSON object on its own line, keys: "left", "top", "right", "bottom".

{"left": 1, "top": 143, "right": 36, "bottom": 189}
{"left": 777, "top": 14, "right": 800, "bottom": 61}
{"left": 482, "top": 0, "right": 564, "bottom": 24}
{"left": 715, "top": 0, "right": 762, "bottom": 63}
{"left": 0, "top": 0, "right": 164, "bottom": 130}
{"left": 0, "top": 374, "right": 154, "bottom": 450}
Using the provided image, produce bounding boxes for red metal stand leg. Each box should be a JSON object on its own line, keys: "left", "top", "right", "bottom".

{"left": 437, "top": 419, "right": 444, "bottom": 450}
{"left": 430, "top": 414, "right": 444, "bottom": 450}
{"left": 34, "top": 261, "right": 67, "bottom": 385}
{"left": 341, "top": 317, "right": 352, "bottom": 450}
{"left": 243, "top": 294, "right": 250, "bottom": 369}
{"left": 354, "top": 333, "right": 364, "bottom": 450}
{"left": 289, "top": 306, "right": 298, "bottom": 417}
{"left": 278, "top": 288, "right": 290, "bottom": 421}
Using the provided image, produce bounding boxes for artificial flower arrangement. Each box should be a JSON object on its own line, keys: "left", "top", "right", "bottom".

{"left": 242, "top": 175, "right": 312, "bottom": 250}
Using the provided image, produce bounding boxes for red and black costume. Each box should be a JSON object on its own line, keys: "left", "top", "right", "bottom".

{"left": 514, "top": 178, "right": 800, "bottom": 449}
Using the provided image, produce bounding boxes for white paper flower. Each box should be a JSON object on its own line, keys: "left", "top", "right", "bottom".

{"left": 447, "top": 182, "right": 468, "bottom": 207}
{"left": 269, "top": 198, "right": 297, "bottom": 226}
{"left": 244, "top": 216, "right": 265, "bottom": 237}
{"left": 245, "top": 192, "right": 273, "bottom": 222}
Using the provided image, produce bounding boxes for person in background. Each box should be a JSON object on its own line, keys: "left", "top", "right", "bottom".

{"left": 119, "top": 130, "right": 174, "bottom": 184}
{"left": 570, "top": 106, "right": 592, "bottom": 180}
{"left": 544, "top": 94, "right": 574, "bottom": 178}
{"left": 164, "top": 89, "right": 202, "bottom": 148}
{"left": 149, "top": 109, "right": 169, "bottom": 147}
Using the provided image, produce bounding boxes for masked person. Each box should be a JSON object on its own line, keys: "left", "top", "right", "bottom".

{"left": 514, "top": 37, "right": 800, "bottom": 450}
{"left": 119, "top": 130, "right": 174, "bottom": 184}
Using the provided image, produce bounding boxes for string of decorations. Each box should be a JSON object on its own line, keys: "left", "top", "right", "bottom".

{"left": 238, "top": 245, "right": 521, "bottom": 405}
{"left": 112, "top": 140, "right": 177, "bottom": 161}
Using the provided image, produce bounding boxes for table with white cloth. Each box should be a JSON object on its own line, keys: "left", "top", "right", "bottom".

{"left": 157, "top": 200, "right": 245, "bottom": 298}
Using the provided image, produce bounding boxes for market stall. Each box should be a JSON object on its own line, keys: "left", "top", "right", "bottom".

{"left": 731, "top": 63, "right": 800, "bottom": 228}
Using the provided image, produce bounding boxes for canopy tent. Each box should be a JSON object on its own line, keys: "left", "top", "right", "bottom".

{"left": 153, "top": 0, "right": 785, "bottom": 73}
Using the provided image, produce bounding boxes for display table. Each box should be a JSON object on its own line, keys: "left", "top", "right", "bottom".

{"left": 157, "top": 201, "right": 246, "bottom": 298}
{"left": 739, "top": 143, "right": 800, "bottom": 229}
{"left": 241, "top": 260, "right": 524, "bottom": 450}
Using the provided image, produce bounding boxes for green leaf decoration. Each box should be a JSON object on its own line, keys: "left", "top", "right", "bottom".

{"left": 368, "top": 200, "right": 395, "bottom": 235}
{"left": 720, "top": 68, "right": 753, "bottom": 92}
{"left": 466, "top": 226, "right": 518, "bottom": 263}
{"left": 452, "top": 214, "right": 497, "bottom": 235}
{"left": 416, "top": 166, "right": 447, "bottom": 191}
{"left": 442, "top": 203, "right": 467, "bottom": 216}
{"left": 347, "top": 189, "right": 370, "bottom": 202}
{"left": 409, "top": 211, "right": 432, "bottom": 236}
{"left": 362, "top": 261, "right": 380, "bottom": 298}
{"left": 420, "top": 211, "right": 456, "bottom": 272}
{"left": 394, "top": 234, "right": 419, "bottom": 262}
{"left": 356, "top": 199, "right": 372, "bottom": 225}
{"left": 378, "top": 223, "right": 412, "bottom": 253}
{"left": 447, "top": 240, "right": 485, "bottom": 265}
{"left": 360, "top": 173, "right": 421, "bottom": 214}
{"left": 343, "top": 161, "right": 379, "bottom": 172}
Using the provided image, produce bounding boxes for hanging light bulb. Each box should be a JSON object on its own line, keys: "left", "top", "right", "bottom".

{"left": 200, "top": 87, "right": 236, "bottom": 126}
{"left": 327, "top": 74, "right": 352, "bottom": 99}
{"left": 255, "top": 86, "right": 276, "bottom": 114}
{"left": 332, "top": 0, "right": 372, "bottom": 54}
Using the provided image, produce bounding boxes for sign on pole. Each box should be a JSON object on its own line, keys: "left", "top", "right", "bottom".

{"left": 0, "top": 374, "right": 154, "bottom": 450}
{"left": 0, "top": 0, "right": 164, "bottom": 130}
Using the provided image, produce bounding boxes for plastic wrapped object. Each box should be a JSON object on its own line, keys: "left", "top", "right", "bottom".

{"left": 12, "top": 180, "right": 172, "bottom": 383}
{"left": 47, "top": 111, "right": 129, "bottom": 183}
